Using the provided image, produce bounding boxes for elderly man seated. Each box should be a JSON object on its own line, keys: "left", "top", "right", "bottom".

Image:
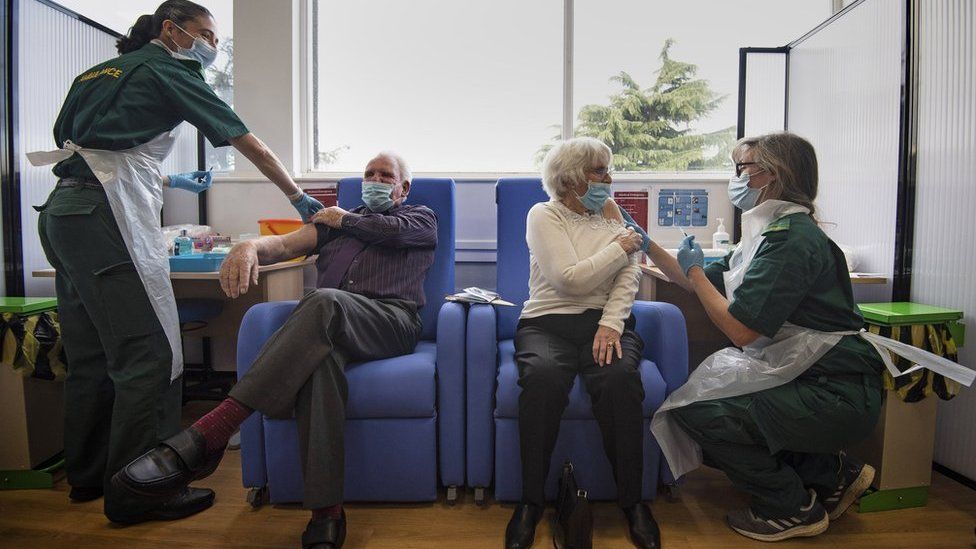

{"left": 112, "top": 151, "right": 436, "bottom": 549}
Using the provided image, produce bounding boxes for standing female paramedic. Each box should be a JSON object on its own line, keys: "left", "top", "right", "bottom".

{"left": 28, "top": 0, "right": 322, "bottom": 524}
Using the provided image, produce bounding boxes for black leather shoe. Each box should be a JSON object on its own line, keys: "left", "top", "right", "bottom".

{"left": 505, "top": 503, "right": 544, "bottom": 549}
{"left": 111, "top": 428, "right": 224, "bottom": 500}
{"left": 302, "top": 510, "right": 347, "bottom": 549}
{"left": 622, "top": 503, "right": 661, "bottom": 549}
{"left": 106, "top": 486, "right": 215, "bottom": 525}
{"left": 69, "top": 486, "right": 103, "bottom": 502}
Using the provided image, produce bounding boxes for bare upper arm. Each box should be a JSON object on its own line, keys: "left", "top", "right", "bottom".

{"left": 280, "top": 224, "right": 319, "bottom": 258}
{"left": 603, "top": 198, "right": 623, "bottom": 223}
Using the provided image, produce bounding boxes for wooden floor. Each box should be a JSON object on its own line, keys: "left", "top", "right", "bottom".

{"left": 2, "top": 406, "right": 975, "bottom": 548}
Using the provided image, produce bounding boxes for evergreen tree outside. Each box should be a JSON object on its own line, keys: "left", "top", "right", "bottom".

{"left": 541, "top": 39, "right": 735, "bottom": 172}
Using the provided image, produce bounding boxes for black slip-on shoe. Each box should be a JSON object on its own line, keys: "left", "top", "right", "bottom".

{"left": 111, "top": 428, "right": 224, "bottom": 500}
{"left": 69, "top": 486, "right": 104, "bottom": 502}
{"left": 622, "top": 503, "right": 661, "bottom": 549}
{"left": 106, "top": 486, "right": 215, "bottom": 525}
{"left": 505, "top": 503, "right": 543, "bottom": 549}
{"left": 302, "top": 510, "right": 347, "bottom": 549}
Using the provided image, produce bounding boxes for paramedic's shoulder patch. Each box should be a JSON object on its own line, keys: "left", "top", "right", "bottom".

{"left": 761, "top": 217, "right": 791, "bottom": 236}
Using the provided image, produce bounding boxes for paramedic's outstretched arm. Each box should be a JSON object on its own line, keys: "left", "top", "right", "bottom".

{"left": 646, "top": 241, "right": 693, "bottom": 292}
{"left": 228, "top": 133, "right": 302, "bottom": 197}
{"left": 219, "top": 225, "right": 318, "bottom": 298}
{"left": 687, "top": 267, "right": 761, "bottom": 347}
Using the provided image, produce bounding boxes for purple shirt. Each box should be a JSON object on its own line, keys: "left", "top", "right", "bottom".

{"left": 314, "top": 204, "right": 437, "bottom": 306}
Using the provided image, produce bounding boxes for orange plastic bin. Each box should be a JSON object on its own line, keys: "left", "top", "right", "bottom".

{"left": 258, "top": 218, "right": 303, "bottom": 236}
{"left": 258, "top": 219, "right": 304, "bottom": 261}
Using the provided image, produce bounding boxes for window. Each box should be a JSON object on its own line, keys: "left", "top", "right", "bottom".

{"left": 573, "top": 0, "right": 830, "bottom": 172}
{"left": 311, "top": 0, "right": 562, "bottom": 173}
{"left": 311, "top": 0, "right": 831, "bottom": 174}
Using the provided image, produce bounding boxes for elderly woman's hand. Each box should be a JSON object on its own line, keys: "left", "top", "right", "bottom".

{"left": 592, "top": 325, "right": 623, "bottom": 366}
{"left": 615, "top": 227, "right": 642, "bottom": 255}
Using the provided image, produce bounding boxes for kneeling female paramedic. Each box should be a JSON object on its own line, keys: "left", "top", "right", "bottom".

{"left": 649, "top": 132, "right": 883, "bottom": 542}
{"left": 29, "top": 0, "right": 322, "bottom": 524}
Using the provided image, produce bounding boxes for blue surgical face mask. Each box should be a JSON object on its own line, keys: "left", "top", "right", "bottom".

{"left": 577, "top": 183, "right": 611, "bottom": 212}
{"left": 171, "top": 23, "right": 218, "bottom": 68}
{"left": 728, "top": 172, "right": 768, "bottom": 212}
{"left": 362, "top": 181, "right": 395, "bottom": 212}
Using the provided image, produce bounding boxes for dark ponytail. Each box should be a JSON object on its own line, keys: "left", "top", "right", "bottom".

{"left": 116, "top": 0, "right": 213, "bottom": 55}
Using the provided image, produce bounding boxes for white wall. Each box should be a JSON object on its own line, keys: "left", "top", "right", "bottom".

{"left": 913, "top": 0, "right": 976, "bottom": 481}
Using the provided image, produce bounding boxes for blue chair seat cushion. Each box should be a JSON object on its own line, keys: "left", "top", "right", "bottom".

{"left": 494, "top": 339, "right": 666, "bottom": 419}
{"left": 345, "top": 342, "right": 437, "bottom": 419}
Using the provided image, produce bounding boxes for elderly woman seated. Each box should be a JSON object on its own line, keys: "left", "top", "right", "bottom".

{"left": 504, "top": 137, "right": 660, "bottom": 549}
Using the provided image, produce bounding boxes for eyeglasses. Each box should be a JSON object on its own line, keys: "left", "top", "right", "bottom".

{"left": 590, "top": 167, "right": 613, "bottom": 177}
{"left": 734, "top": 162, "right": 759, "bottom": 177}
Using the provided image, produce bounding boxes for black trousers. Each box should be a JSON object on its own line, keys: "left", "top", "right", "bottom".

{"left": 37, "top": 185, "right": 180, "bottom": 517}
{"left": 229, "top": 288, "right": 421, "bottom": 508}
{"left": 515, "top": 309, "right": 645, "bottom": 507}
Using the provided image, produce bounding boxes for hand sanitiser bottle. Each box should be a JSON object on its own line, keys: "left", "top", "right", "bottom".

{"left": 175, "top": 229, "right": 193, "bottom": 256}
{"left": 712, "top": 218, "right": 729, "bottom": 251}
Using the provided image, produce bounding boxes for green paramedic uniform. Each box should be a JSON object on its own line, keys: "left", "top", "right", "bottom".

{"left": 35, "top": 43, "right": 247, "bottom": 512}
{"left": 671, "top": 213, "right": 884, "bottom": 518}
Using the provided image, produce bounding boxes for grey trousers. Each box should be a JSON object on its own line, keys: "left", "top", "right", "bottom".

{"left": 229, "top": 288, "right": 421, "bottom": 508}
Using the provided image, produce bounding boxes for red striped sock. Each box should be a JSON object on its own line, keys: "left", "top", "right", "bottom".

{"left": 312, "top": 504, "right": 343, "bottom": 520}
{"left": 190, "top": 397, "right": 252, "bottom": 455}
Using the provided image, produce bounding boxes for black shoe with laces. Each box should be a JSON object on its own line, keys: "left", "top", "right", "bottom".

{"left": 726, "top": 489, "right": 828, "bottom": 542}
{"left": 820, "top": 453, "right": 875, "bottom": 520}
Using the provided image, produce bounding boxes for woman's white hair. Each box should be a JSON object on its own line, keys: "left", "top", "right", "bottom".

{"left": 541, "top": 137, "right": 612, "bottom": 199}
{"left": 376, "top": 150, "right": 412, "bottom": 183}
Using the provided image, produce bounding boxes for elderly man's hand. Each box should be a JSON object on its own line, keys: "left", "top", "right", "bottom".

{"left": 311, "top": 206, "right": 349, "bottom": 229}
{"left": 219, "top": 241, "right": 259, "bottom": 298}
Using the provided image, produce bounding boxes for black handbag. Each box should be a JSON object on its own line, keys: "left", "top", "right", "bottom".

{"left": 552, "top": 461, "right": 593, "bottom": 549}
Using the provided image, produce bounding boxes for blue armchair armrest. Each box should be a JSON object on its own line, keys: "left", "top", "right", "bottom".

{"left": 236, "top": 301, "right": 299, "bottom": 489}
{"left": 631, "top": 300, "right": 689, "bottom": 395}
{"left": 436, "top": 301, "right": 467, "bottom": 487}
{"left": 465, "top": 303, "right": 498, "bottom": 488}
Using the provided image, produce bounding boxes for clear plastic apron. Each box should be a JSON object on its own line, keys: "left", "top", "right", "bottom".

{"left": 28, "top": 130, "right": 184, "bottom": 380}
{"left": 651, "top": 200, "right": 975, "bottom": 478}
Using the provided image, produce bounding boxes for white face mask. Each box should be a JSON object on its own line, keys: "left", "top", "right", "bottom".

{"left": 728, "top": 171, "right": 768, "bottom": 212}
{"left": 170, "top": 22, "right": 218, "bottom": 68}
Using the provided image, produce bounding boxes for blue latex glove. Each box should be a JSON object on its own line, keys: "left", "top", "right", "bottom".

{"left": 617, "top": 205, "right": 652, "bottom": 253}
{"left": 677, "top": 234, "right": 705, "bottom": 275}
{"left": 168, "top": 170, "right": 212, "bottom": 194}
{"left": 291, "top": 192, "right": 324, "bottom": 223}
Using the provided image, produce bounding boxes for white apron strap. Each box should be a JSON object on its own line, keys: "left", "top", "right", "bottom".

{"left": 859, "top": 330, "right": 974, "bottom": 387}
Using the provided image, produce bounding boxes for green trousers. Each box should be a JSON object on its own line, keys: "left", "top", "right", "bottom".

{"left": 671, "top": 372, "right": 881, "bottom": 518}
{"left": 37, "top": 184, "right": 180, "bottom": 512}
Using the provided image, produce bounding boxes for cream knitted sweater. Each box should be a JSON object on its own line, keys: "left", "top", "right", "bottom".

{"left": 520, "top": 200, "right": 641, "bottom": 334}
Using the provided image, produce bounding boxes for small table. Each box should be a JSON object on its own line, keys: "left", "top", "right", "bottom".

{"left": 638, "top": 263, "right": 888, "bottom": 372}
{"left": 32, "top": 258, "right": 314, "bottom": 372}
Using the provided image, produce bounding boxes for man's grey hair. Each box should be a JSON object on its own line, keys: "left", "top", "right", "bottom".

{"left": 540, "top": 137, "right": 612, "bottom": 199}
{"left": 376, "top": 150, "right": 412, "bottom": 184}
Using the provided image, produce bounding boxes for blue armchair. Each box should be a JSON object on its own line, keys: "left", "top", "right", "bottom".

{"left": 465, "top": 178, "right": 688, "bottom": 504}
{"left": 238, "top": 177, "right": 466, "bottom": 505}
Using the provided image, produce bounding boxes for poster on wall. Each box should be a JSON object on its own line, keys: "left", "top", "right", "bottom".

{"left": 305, "top": 186, "right": 338, "bottom": 208}
{"left": 614, "top": 190, "right": 649, "bottom": 231}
